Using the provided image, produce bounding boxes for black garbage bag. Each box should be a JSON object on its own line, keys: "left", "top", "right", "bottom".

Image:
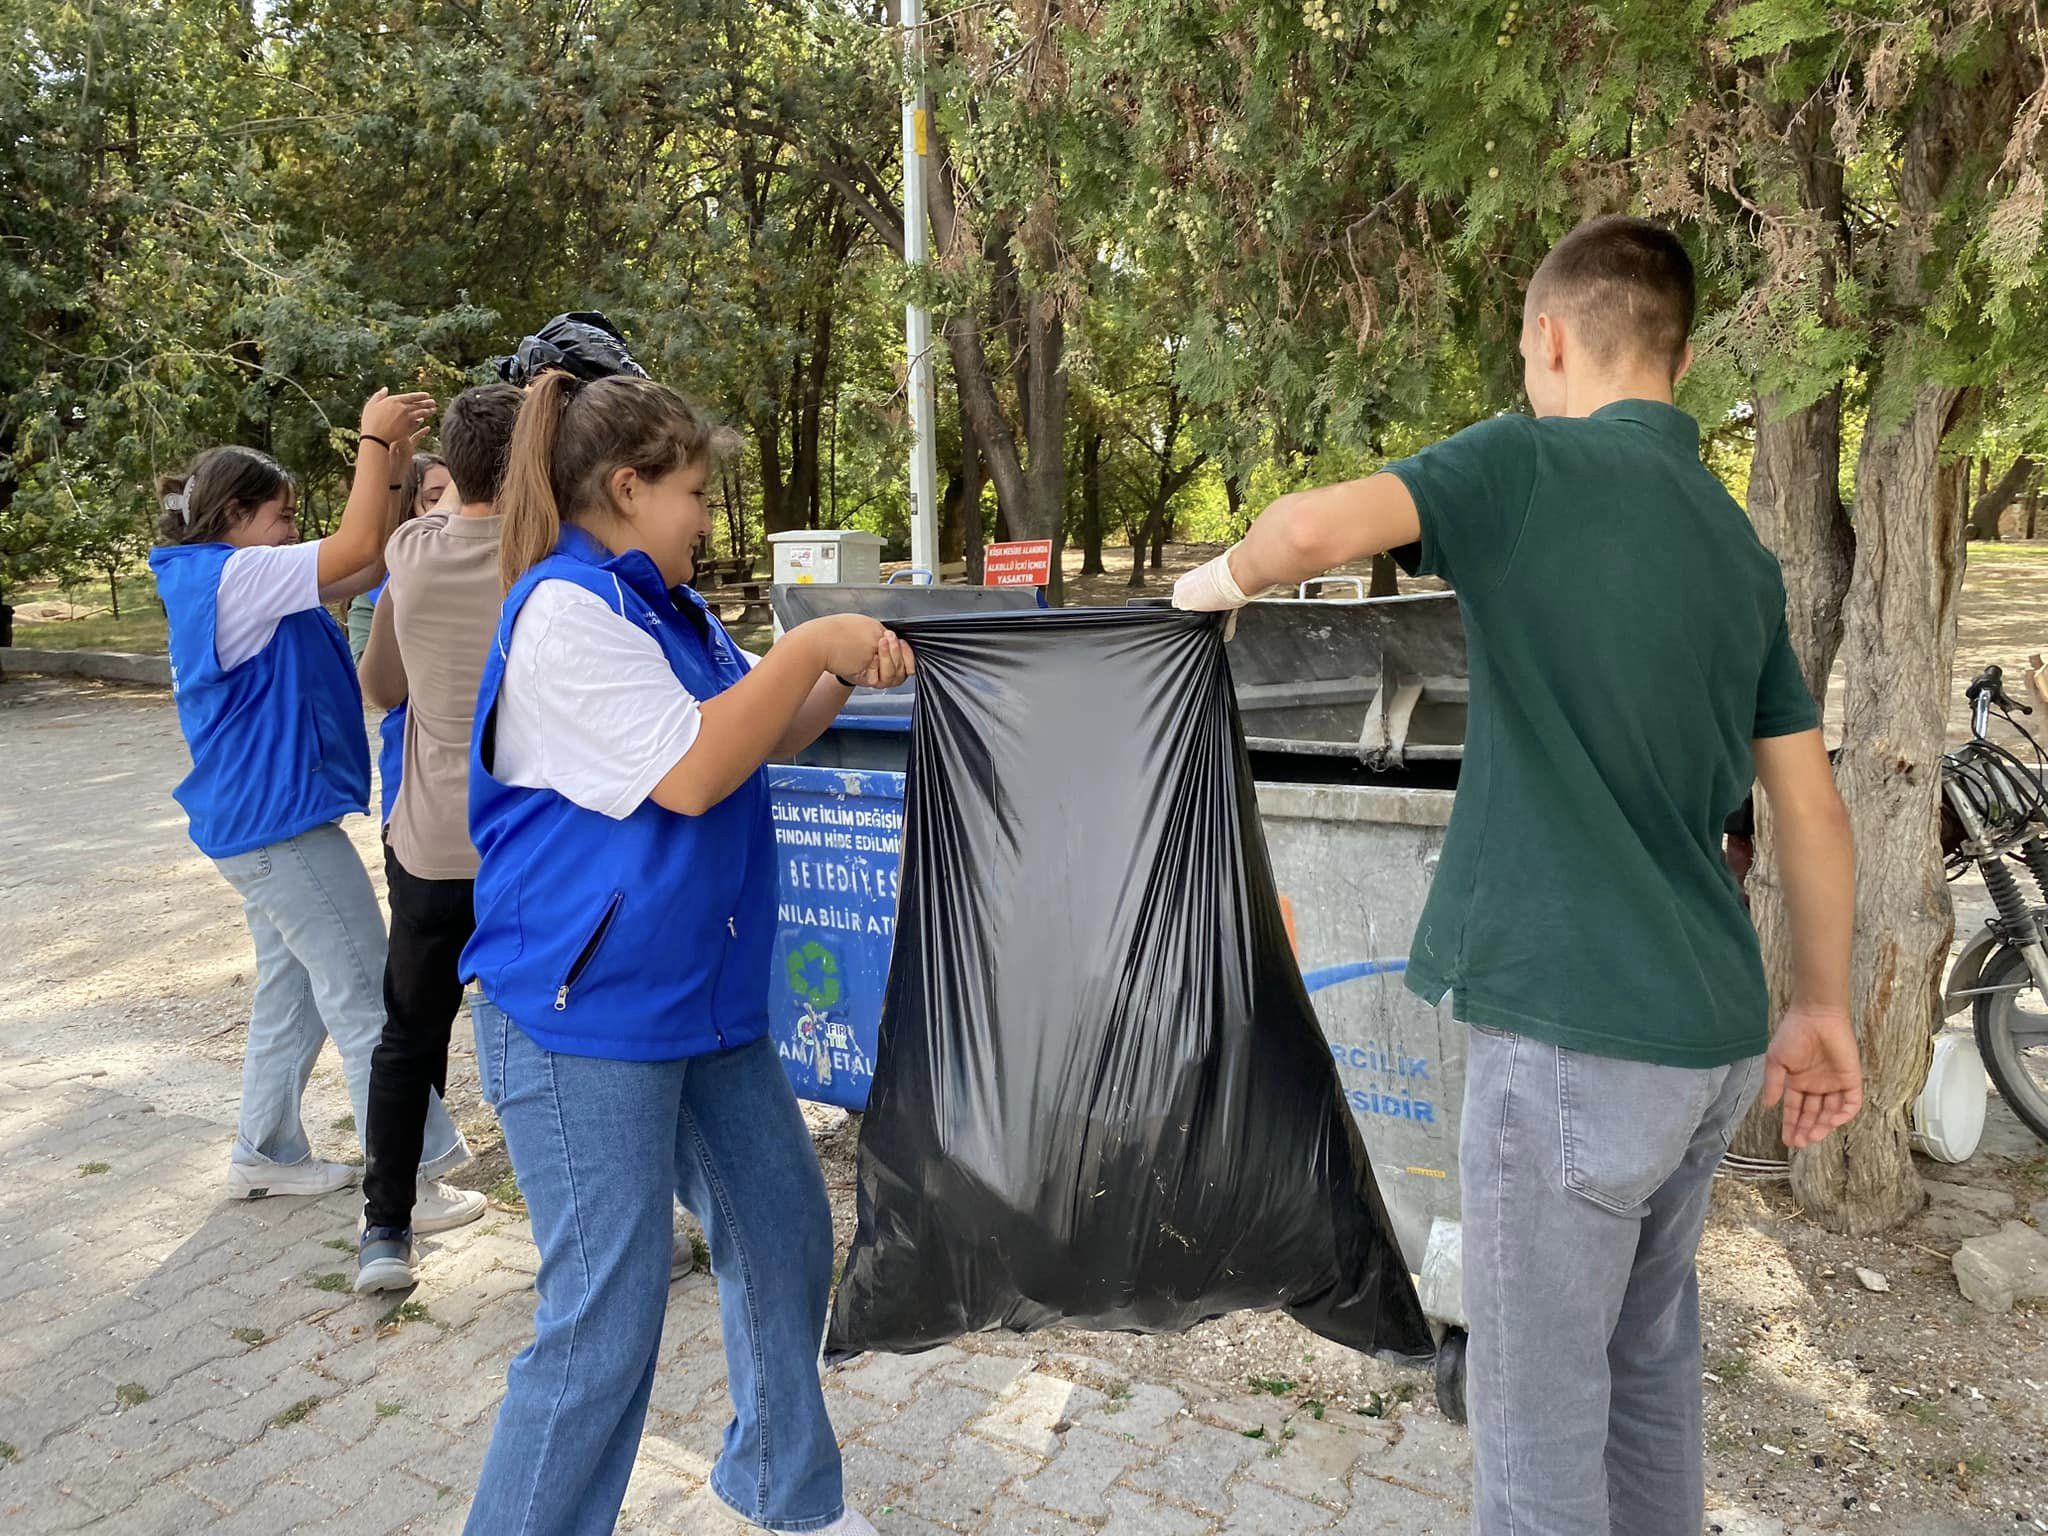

{"left": 825, "top": 607, "right": 1433, "bottom": 1365}
{"left": 491, "top": 311, "right": 648, "bottom": 386}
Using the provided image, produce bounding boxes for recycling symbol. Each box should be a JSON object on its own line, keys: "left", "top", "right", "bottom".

{"left": 787, "top": 941, "right": 842, "bottom": 1008}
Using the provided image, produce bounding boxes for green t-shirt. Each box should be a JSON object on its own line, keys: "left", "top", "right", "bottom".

{"left": 1387, "top": 400, "right": 1817, "bottom": 1067}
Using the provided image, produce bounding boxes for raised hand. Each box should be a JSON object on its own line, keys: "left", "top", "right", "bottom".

{"left": 361, "top": 387, "right": 437, "bottom": 446}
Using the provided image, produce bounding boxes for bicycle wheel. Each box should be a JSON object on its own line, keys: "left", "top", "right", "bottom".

{"left": 1971, "top": 946, "right": 2048, "bottom": 1145}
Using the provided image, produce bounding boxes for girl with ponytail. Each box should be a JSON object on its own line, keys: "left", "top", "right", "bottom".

{"left": 460, "top": 370, "right": 905, "bottom": 1536}
{"left": 147, "top": 390, "right": 467, "bottom": 1206}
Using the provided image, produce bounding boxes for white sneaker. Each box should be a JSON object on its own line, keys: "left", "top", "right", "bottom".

{"left": 413, "top": 1177, "right": 487, "bottom": 1235}
{"left": 672, "top": 1230, "right": 697, "bottom": 1282}
{"left": 225, "top": 1158, "right": 356, "bottom": 1201}
{"left": 766, "top": 1512, "right": 877, "bottom": 1536}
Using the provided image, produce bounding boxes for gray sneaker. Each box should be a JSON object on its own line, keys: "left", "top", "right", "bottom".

{"left": 354, "top": 1227, "right": 416, "bottom": 1293}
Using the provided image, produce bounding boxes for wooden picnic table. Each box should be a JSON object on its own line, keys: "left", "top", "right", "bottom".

{"left": 692, "top": 553, "right": 755, "bottom": 589}
{"left": 701, "top": 578, "right": 771, "bottom": 627}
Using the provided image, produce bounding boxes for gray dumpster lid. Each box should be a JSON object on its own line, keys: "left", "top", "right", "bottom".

{"left": 772, "top": 582, "right": 1046, "bottom": 717}
{"left": 775, "top": 582, "right": 1467, "bottom": 773}
{"left": 771, "top": 582, "right": 1043, "bottom": 630}
{"left": 1132, "top": 588, "right": 1467, "bottom": 770}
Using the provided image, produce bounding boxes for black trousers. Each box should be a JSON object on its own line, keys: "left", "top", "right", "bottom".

{"left": 363, "top": 844, "right": 476, "bottom": 1233}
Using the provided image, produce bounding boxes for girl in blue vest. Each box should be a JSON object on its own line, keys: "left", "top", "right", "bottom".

{"left": 461, "top": 370, "right": 907, "bottom": 1536}
{"left": 149, "top": 391, "right": 467, "bottom": 1204}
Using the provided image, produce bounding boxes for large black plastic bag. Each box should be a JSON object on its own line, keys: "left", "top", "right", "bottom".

{"left": 826, "top": 607, "right": 1433, "bottom": 1364}
{"left": 490, "top": 311, "right": 648, "bottom": 386}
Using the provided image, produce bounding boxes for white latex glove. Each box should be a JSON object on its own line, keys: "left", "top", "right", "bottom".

{"left": 1173, "top": 548, "right": 1255, "bottom": 612}
{"left": 1174, "top": 548, "right": 1259, "bottom": 639}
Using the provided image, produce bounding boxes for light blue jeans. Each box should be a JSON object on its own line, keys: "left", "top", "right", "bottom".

{"left": 1460, "top": 1026, "right": 1765, "bottom": 1536}
{"left": 464, "top": 998, "right": 843, "bottom": 1536}
{"left": 214, "top": 823, "right": 465, "bottom": 1175}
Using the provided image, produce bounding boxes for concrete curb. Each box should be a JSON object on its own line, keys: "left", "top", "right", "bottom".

{"left": 0, "top": 646, "right": 171, "bottom": 686}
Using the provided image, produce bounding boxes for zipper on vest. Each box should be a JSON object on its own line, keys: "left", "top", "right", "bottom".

{"left": 555, "top": 891, "right": 624, "bottom": 1012}
{"left": 708, "top": 914, "right": 737, "bottom": 1046}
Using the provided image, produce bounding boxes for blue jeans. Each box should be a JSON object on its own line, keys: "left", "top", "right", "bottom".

{"left": 465, "top": 997, "right": 843, "bottom": 1536}
{"left": 214, "top": 823, "right": 465, "bottom": 1175}
{"left": 1460, "top": 1026, "right": 1764, "bottom": 1536}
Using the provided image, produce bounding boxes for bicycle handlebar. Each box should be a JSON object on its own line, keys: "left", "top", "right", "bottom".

{"left": 1968, "top": 664, "right": 2032, "bottom": 716}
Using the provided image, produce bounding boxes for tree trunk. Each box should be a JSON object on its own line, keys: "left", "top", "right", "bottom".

{"left": 1789, "top": 384, "right": 1971, "bottom": 1233}
{"left": 1733, "top": 389, "right": 1855, "bottom": 1162}
{"left": 1729, "top": 61, "right": 1859, "bottom": 1163}
{"left": 939, "top": 466, "right": 968, "bottom": 565}
{"left": 722, "top": 465, "right": 749, "bottom": 567}
{"left": 1080, "top": 432, "right": 1105, "bottom": 576}
{"left": 790, "top": 301, "right": 835, "bottom": 532}
{"left": 1750, "top": 395, "right": 1855, "bottom": 703}
{"left": 921, "top": 109, "right": 1069, "bottom": 601}
{"left": 1968, "top": 455, "right": 2037, "bottom": 542}
{"left": 963, "top": 426, "right": 985, "bottom": 584}
{"left": 755, "top": 419, "right": 798, "bottom": 539}
{"left": 2027, "top": 491, "right": 2040, "bottom": 541}
{"left": 106, "top": 566, "right": 120, "bottom": 619}
{"left": 1021, "top": 294, "right": 1070, "bottom": 604}
{"left": 1369, "top": 553, "right": 1399, "bottom": 597}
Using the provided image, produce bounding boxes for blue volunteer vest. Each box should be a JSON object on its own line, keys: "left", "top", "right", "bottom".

{"left": 149, "top": 542, "right": 371, "bottom": 860}
{"left": 367, "top": 580, "right": 406, "bottom": 823}
{"left": 377, "top": 706, "right": 407, "bottom": 823}
{"left": 460, "top": 528, "right": 776, "bottom": 1061}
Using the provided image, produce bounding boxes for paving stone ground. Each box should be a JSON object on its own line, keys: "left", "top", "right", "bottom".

{"left": 5, "top": 674, "right": 1997, "bottom": 1536}
{"left": 0, "top": 676, "right": 1473, "bottom": 1533}
{"left": 0, "top": 1057, "right": 1472, "bottom": 1535}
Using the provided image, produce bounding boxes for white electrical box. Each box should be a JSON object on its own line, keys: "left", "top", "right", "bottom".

{"left": 768, "top": 530, "right": 886, "bottom": 587}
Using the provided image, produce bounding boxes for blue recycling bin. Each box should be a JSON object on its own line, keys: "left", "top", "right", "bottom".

{"left": 764, "top": 581, "right": 1042, "bottom": 1109}
{"left": 767, "top": 727, "right": 909, "bottom": 1110}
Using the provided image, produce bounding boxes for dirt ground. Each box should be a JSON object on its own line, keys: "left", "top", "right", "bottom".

{"left": 8, "top": 541, "right": 2048, "bottom": 1534}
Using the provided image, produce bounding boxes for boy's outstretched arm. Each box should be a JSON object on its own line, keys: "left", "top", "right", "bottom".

{"left": 1174, "top": 474, "right": 1422, "bottom": 611}
{"left": 1751, "top": 729, "right": 1861, "bottom": 1149}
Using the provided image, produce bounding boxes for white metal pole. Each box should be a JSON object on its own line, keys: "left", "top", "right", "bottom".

{"left": 901, "top": 0, "right": 941, "bottom": 582}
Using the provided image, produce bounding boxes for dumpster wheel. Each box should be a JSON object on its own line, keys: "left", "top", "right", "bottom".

{"left": 1434, "top": 1327, "right": 1468, "bottom": 1425}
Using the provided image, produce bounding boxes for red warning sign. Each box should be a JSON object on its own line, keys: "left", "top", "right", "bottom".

{"left": 983, "top": 539, "right": 1053, "bottom": 588}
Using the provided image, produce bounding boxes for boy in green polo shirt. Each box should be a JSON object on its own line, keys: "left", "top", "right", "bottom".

{"left": 1176, "top": 215, "right": 1860, "bottom": 1536}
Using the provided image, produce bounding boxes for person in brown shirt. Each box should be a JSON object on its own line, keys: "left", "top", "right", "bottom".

{"left": 354, "top": 383, "right": 520, "bottom": 1290}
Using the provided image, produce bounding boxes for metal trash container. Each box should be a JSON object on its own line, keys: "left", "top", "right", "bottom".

{"left": 764, "top": 586, "right": 1474, "bottom": 1416}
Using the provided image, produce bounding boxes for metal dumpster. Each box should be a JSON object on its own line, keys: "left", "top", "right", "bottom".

{"left": 1227, "top": 586, "right": 1466, "bottom": 768}
{"left": 763, "top": 588, "right": 1471, "bottom": 1412}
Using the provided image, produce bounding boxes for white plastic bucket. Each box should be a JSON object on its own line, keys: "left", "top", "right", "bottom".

{"left": 1911, "top": 1032, "right": 1988, "bottom": 1164}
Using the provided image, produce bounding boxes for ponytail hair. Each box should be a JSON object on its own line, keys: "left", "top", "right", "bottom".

{"left": 497, "top": 371, "right": 575, "bottom": 589}
{"left": 497, "top": 369, "right": 725, "bottom": 590}
{"left": 155, "top": 447, "right": 295, "bottom": 546}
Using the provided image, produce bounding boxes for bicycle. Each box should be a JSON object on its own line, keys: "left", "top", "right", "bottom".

{"left": 1938, "top": 662, "right": 2048, "bottom": 1145}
